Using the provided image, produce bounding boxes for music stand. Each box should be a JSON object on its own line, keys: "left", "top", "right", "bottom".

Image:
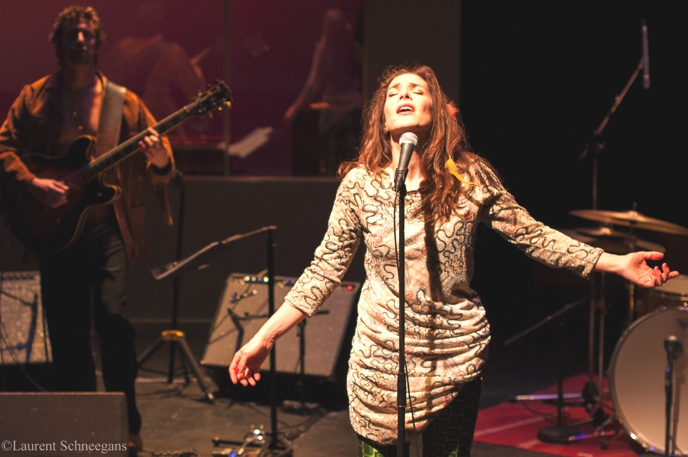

{"left": 140, "top": 225, "right": 277, "bottom": 404}
{"left": 136, "top": 170, "right": 219, "bottom": 401}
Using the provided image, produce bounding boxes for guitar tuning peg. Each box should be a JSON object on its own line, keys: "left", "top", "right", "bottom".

{"left": 217, "top": 106, "right": 223, "bottom": 112}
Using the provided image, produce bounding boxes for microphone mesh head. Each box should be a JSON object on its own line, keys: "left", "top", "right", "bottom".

{"left": 400, "top": 132, "right": 419, "bottom": 146}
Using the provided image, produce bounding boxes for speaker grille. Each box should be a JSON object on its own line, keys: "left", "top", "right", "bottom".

{"left": 201, "top": 273, "right": 359, "bottom": 377}
{"left": 0, "top": 271, "right": 52, "bottom": 365}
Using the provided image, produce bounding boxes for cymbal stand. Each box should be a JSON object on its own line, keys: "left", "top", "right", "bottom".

{"left": 583, "top": 271, "right": 609, "bottom": 424}
{"left": 624, "top": 217, "right": 639, "bottom": 325}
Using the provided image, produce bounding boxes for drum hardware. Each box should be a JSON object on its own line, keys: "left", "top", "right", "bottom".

{"left": 570, "top": 205, "right": 688, "bottom": 420}
{"left": 570, "top": 209, "right": 688, "bottom": 236}
{"left": 570, "top": 227, "right": 665, "bottom": 254}
{"left": 571, "top": 22, "right": 688, "bottom": 451}
{"left": 564, "top": 223, "right": 661, "bottom": 425}
{"left": 639, "top": 274, "right": 688, "bottom": 317}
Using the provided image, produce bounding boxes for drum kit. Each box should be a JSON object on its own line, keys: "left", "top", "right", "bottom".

{"left": 567, "top": 208, "right": 688, "bottom": 455}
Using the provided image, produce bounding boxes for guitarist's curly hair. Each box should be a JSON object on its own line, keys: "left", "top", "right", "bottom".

{"left": 49, "top": 6, "right": 105, "bottom": 51}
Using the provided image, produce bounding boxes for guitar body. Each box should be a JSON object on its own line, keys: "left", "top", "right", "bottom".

{"left": 3, "top": 136, "right": 121, "bottom": 253}
{"left": 2, "top": 81, "right": 232, "bottom": 253}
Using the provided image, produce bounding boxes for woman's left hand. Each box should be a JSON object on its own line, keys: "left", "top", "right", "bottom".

{"left": 598, "top": 251, "right": 679, "bottom": 288}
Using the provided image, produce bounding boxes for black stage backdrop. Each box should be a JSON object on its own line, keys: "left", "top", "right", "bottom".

{"left": 459, "top": 1, "right": 688, "bottom": 345}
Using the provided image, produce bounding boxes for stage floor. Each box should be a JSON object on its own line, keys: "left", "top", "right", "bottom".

{"left": 130, "top": 318, "right": 655, "bottom": 457}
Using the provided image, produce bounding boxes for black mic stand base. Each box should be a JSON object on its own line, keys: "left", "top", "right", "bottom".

{"left": 537, "top": 426, "right": 582, "bottom": 444}
{"left": 212, "top": 428, "right": 293, "bottom": 457}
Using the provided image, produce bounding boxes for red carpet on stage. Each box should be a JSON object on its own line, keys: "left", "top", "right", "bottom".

{"left": 475, "top": 375, "right": 645, "bottom": 457}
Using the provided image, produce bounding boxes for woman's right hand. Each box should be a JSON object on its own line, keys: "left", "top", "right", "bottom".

{"left": 29, "top": 177, "right": 69, "bottom": 208}
{"left": 228, "top": 302, "right": 307, "bottom": 386}
{"left": 229, "top": 336, "right": 273, "bottom": 387}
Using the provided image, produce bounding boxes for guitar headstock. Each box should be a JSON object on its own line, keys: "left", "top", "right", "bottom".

{"left": 190, "top": 81, "right": 233, "bottom": 116}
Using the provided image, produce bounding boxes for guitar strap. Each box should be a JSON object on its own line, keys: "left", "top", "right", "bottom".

{"left": 94, "top": 80, "right": 137, "bottom": 260}
{"left": 95, "top": 80, "right": 126, "bottom": 157}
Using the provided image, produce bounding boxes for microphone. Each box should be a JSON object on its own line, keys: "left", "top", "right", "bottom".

{"left": 641, "top": 20, "right": 650, "bottom": 89}
{"left": 394, "top": 132, "right": 419, "bottom": 191}
{"left": 664, "top": 335, "right": 684, "bottom": 362}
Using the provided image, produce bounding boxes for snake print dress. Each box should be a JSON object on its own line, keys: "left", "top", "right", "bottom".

{"left": 283, "top": 161, "right": 603, "bottom": 445}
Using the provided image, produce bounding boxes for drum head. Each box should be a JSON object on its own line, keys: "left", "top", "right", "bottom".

{"left": 610, "top": 307, "right": 688, "bottom": 453}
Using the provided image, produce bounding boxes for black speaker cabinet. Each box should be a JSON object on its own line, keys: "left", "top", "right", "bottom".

{"left": 0, "top": 392, "right": 128, "bottom": 456}
{"left": 0, "top": 271, "right": 52, "bottom": 365}
{"left": 202, "top": 273, "right": 359, "bottom": 377}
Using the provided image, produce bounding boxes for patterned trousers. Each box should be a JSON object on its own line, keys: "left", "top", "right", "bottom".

{"left": 357, "top": 377, "right": 483, "bottom": 457}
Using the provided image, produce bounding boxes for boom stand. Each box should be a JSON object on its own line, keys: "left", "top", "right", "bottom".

{"left": 200, "top": 227, "right": 291, "bottom": 456}
{"left": 506, "top": 295, "right": 596, "bottom": 443}
{"left": 577, "top": 25, "right": 648, "bottom": 417}
{"left": 281, "top": 310, "right": 329, "bottom": 415}
{"left": 136, "top": 171, "right": 217, "bottom": 402}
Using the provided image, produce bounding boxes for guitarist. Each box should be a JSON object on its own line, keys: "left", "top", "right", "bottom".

{"left": 0, "top": 6, "right": 175, "bottom": 453}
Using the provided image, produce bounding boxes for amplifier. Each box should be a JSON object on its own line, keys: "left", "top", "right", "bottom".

{"left": 202, "top": 273, "right": 359, "bottom": 377}
{"left": 0, "top": 271, "right": 52, "bottom": 365}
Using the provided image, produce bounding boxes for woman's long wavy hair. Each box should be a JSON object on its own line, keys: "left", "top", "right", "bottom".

{"left": 338, "top": 64, "right": 492, "bottom": 225}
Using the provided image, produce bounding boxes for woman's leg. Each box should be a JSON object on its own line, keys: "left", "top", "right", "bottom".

{"left": 422, "top": 377, "right": 483, "bottom": 457}
{"left": 357, "top": 435, "right": 409, "bottom": 457}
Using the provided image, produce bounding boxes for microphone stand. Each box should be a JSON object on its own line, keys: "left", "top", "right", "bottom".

{"left": 209, "top": 228, "right": 292, "bottom": 457}
{"left": 396, "top": 178, "right": 408, "bottom": 457}
{"left": 663, "top": 336, "right": 683, "bottom": 457}
{"left": 579, "top": 55, "right": 645, "bottom": 210}
{"left": 576, "top": 50, "right": 647, "bottom": 422}
{"left": 505, "top": 295, "right": 593, "bottom": 443}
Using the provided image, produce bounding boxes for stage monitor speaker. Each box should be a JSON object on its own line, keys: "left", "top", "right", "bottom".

{"left": 0, "top": 392, "right": 128, "bottom": 456}
{"left": 0, "top": 271, "right": 52, "bottom": 365}
{"left": 202, "top": 273, "right": 359, "bottom": 377}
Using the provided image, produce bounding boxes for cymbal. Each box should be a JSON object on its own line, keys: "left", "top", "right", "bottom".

{"left": 566, "top": 227, "right": 666, "bottom": 254}
{"left": 570, "top": 209, "right": 688, "bottom": 236}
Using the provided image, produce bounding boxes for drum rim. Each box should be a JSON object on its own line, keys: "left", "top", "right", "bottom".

{"left": 652, "top": 274, "right": 688, "bottom": 296}
{"left": 608, "top": 306, "right": 688, "bottom": 453}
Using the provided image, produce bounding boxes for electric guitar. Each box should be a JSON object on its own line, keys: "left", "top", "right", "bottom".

{"left": 2, "top": 81, "right": 232, "bottom": 253}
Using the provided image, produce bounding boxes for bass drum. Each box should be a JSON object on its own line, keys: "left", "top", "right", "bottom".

{"left": 609, "top": 307, "right": 688, "bottom": 454}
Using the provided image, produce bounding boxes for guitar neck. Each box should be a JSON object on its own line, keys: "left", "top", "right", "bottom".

{"left": 66, "top": 81, "right": 231, "bottom": 185}
{"left": 69, "top": 106, "right": 191, "bottom": 183}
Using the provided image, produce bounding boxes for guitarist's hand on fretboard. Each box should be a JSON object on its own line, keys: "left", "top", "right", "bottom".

{"left": 28, "top": 177, "right": 70, "bottom": 208}
{"left": 138, "top": 127, "right": 169, "bottom": 169}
